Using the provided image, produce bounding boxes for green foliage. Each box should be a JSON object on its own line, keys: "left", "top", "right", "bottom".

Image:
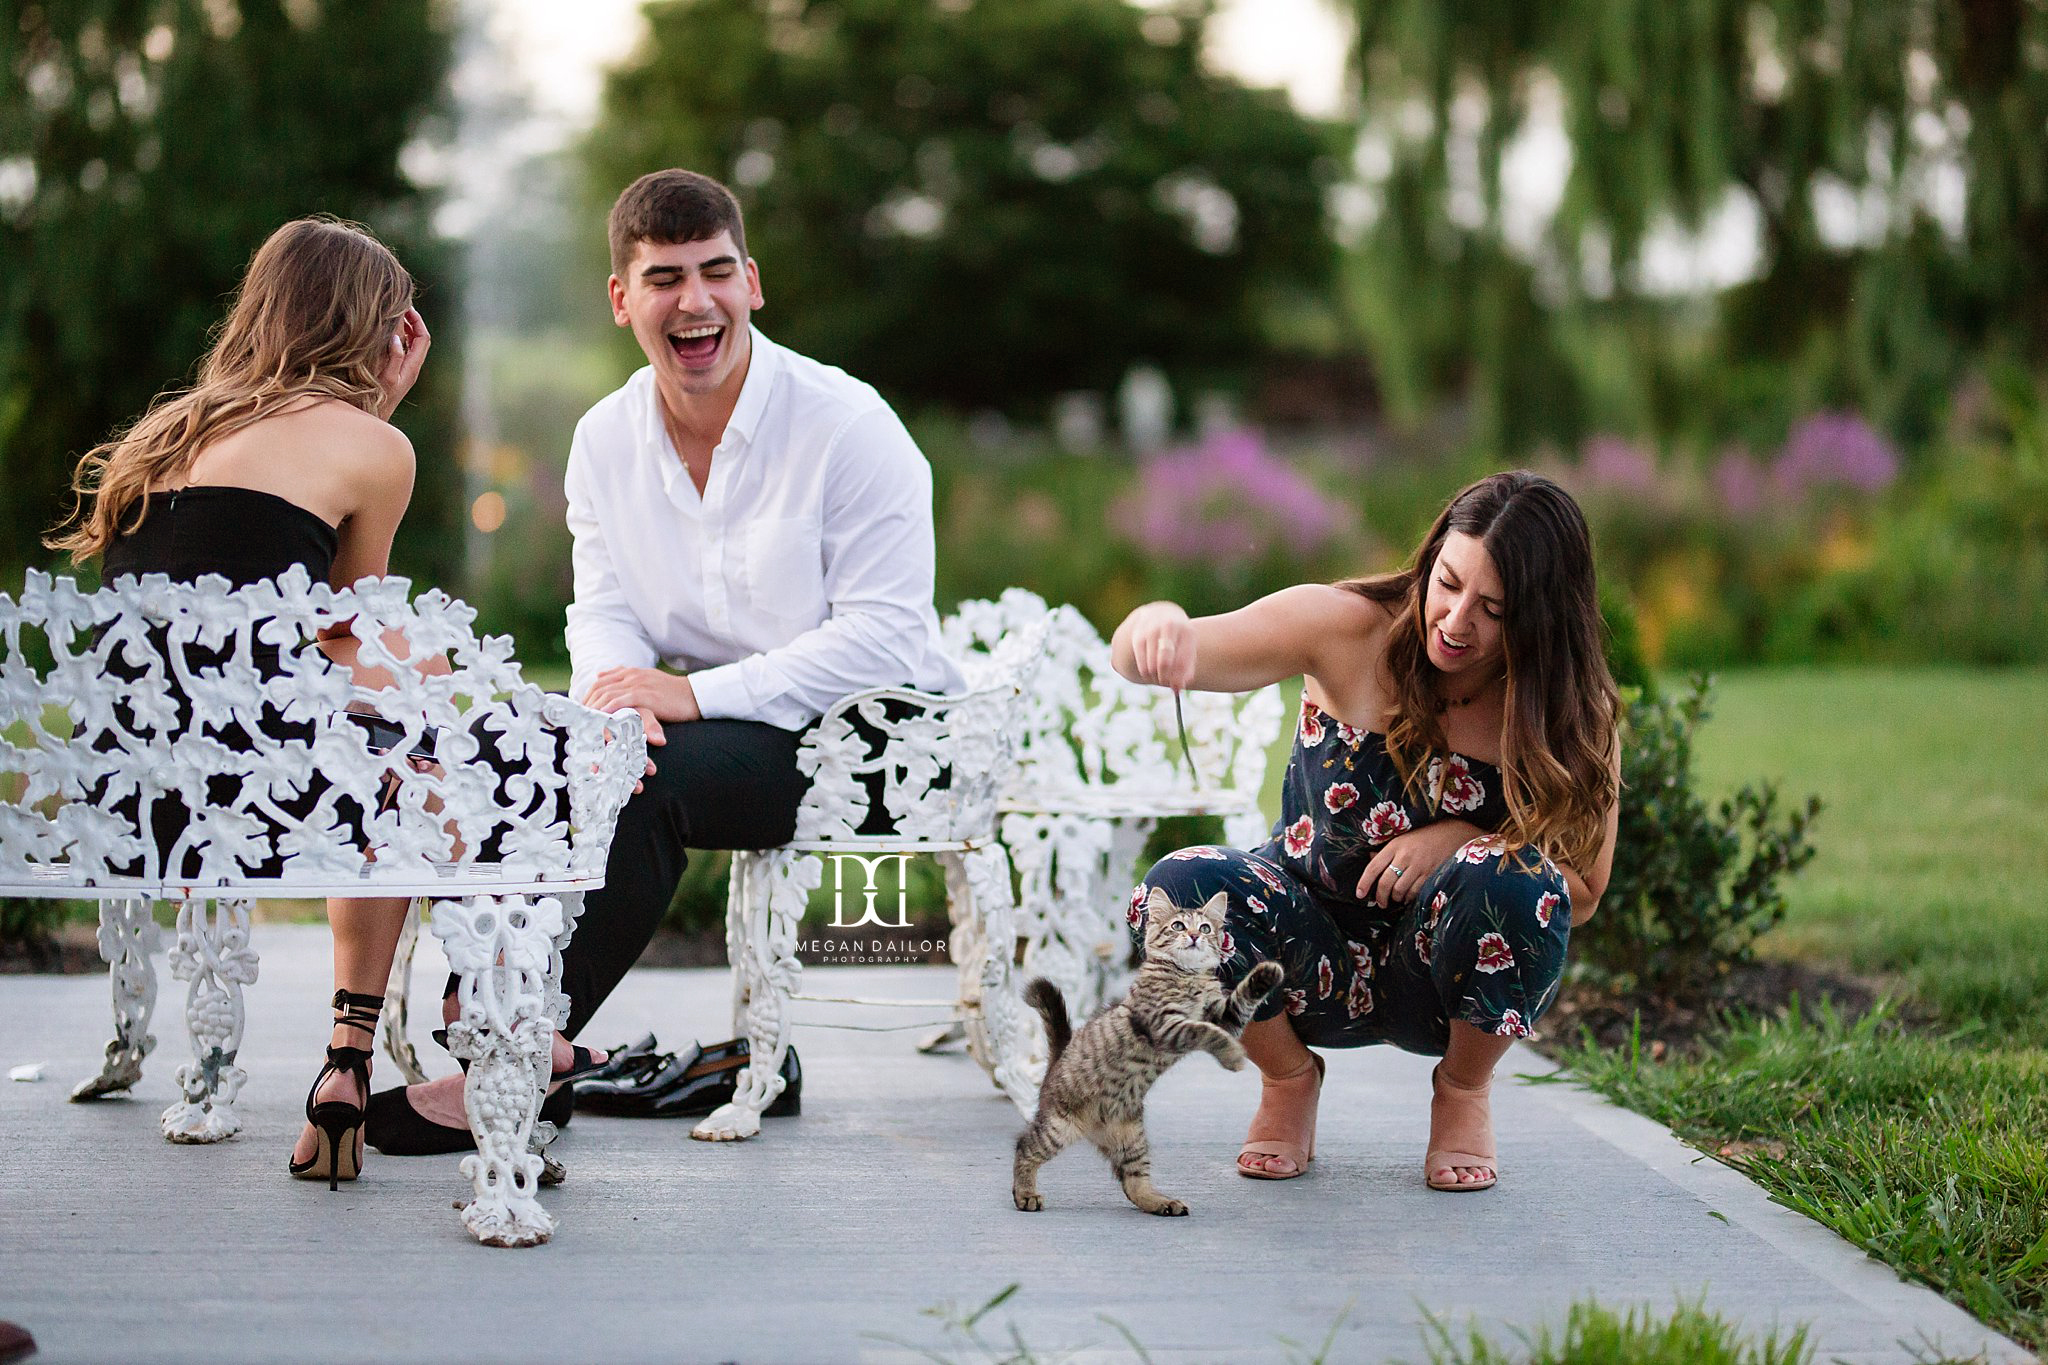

{"left": 0, "top": 0, "right": 462, "bottom": 583}
{"left": 1762, "top": 372, "right": 2048, "bottom": 666}
{"left": 1418, "top": 1297, "right": 1813, "bottom": 1365}
{"left": 586, "top": 0, "right": 1339, "bottom": 416}
{"left": 1579, "top": 675, "right": 1821, "bottom": 1000}
{"left": 1563, "top": 1008, "right": 2048, "bottom": 1354}
{"left": 0, "top": 895, "right": 68, "bottom": 961}
{"left": 1348, "top": 0, "right": 2048, "bottom": 458}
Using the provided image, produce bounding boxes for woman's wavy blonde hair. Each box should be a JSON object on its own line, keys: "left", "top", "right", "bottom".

{"left": 47, "top": 216, "right": 413, "bottom": 562}
{"left": 1344, "top": 471, "right": 1620, "bottom": 871}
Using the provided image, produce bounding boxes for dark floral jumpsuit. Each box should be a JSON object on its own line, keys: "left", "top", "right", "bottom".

{"left": 1131, "top": 695, "right": 1573, "bottom": 1055}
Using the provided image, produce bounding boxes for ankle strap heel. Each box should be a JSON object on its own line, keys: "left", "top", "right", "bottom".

{"left": 288, "top": 989, "right": 385, "bottom": 1191}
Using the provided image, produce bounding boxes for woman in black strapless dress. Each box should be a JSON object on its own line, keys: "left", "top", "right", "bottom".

{"left": 47, "top": 216, "right": 435, "bottom": 1188}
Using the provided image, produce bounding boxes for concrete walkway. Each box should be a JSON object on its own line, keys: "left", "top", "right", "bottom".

{"left": 0, "top": 924, "right": 2030, "bottom": 1364}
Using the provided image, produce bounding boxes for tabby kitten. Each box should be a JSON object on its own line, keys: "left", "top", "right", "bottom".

{"left": 1013, "top": 886, "right": 1284, "bottom": 1216}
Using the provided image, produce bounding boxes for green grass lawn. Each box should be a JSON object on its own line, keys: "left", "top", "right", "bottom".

{"left": 1562, "top": 666, "right": 2048, "bottom": 1354}
{"left": 1687, "top": 666, "right": 2048, "bottom": 1043}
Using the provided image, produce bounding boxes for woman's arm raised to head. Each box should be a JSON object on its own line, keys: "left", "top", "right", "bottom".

{"left": 317, "top": 419, "right": 427, "bottom": 686}
{"left": 1110, "top": 583, "right": 1380, "bottom": 694}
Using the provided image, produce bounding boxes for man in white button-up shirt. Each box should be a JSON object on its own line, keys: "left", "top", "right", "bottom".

{"left": 366, "top": 170, "right": 964, "bottom": 1146}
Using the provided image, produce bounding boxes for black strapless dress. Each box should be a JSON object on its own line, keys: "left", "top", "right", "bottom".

{"left": 103, "top": 485, "right": 339, "bottom": 589}
{"left": 97, "top": 486, "right": 350, "bottom": 881}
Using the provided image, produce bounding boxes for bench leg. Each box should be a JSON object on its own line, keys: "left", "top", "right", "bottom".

{"left": 694, "top": 848, "right": 818, "bottom": 1142}
{"left": 161, "top": 897, "right": 258, "bottom": 1143}
{"left": 944, "top": 844, "right": 1044, "bottom": 1116}
{"left": 379, "top": 900, "right": 430, "bottom": 1086}
{"left": 434, "top": 893, "right": 562, "bottom": 1248}
{"left": 71, "top": 896, "right": 161, "bottom": 1102}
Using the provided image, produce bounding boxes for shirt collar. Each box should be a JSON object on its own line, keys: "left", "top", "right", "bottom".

{"left": 722, "top": 325, "right": 778, "bottom": 451}
{"left": 643, "top": 325, "right": 780, "bottom": 496}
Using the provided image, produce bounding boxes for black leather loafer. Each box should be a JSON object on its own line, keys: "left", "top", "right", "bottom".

{"left": 575, "top": 1032, "right": 661, "bottom": 1087}
{"left": 577, "top": 1041, "right": 799, "bottom": 1119}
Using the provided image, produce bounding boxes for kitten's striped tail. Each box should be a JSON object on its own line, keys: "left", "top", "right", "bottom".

{"left": 1023, "top": 978, "right": 1072, "bottom": 1064}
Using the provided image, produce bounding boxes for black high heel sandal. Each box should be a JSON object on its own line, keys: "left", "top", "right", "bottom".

{"left": 288, "top": 988, "right": 383, "bottom": 1191}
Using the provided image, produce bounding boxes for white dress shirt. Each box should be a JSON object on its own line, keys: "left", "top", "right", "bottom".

{"left": 563, "top": 328, "right": 964, "bottom": 729}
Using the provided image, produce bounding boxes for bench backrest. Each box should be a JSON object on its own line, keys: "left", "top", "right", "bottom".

{"left": 0, "top": 569, "right": 642, "bottom": 898}
{"left": 940, "top": 588, "right": 1283, "bottom": 812}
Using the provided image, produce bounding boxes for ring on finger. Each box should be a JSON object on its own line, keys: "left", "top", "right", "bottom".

{"left": 1389, "top": 865, "right": 1404, "bottom": 879}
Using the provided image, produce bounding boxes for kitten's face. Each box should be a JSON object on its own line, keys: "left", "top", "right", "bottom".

{"left": 1141, "top": 887, "right": 1230, "bottom": 972}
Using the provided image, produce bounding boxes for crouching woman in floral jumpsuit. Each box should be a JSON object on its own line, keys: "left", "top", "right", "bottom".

{"left": 1111, "top": 470, "right": 1621, "bottom": 1192}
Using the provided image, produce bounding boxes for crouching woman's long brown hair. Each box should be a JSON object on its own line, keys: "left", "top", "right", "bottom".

{"left": 1347, "top": 471, "right": 1620, "bottom": 872}
{"left": 47, "top": 216, "right": 414, "bottom": 563}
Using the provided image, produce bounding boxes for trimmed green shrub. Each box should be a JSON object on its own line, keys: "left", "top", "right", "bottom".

{"left": 1581, "top": 675, "right": 1822, "bottom": 1000}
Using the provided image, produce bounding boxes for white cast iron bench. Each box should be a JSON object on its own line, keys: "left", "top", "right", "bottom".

{"left": 943, "top": 589, "right": 1284, "bottom": 1022}
{"left": 685, "top": 605, "right": 1051, "bottom": 1141}
{"left": 0, "top": 568, "right": 642, "bottom": 1247}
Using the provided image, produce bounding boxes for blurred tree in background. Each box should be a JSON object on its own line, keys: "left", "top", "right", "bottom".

{"left": 1349, "top": 0, "right": 2048, "bottom": 457}
{"left": 0, "top": 0, "right": 461, "bottom": 584}
{"left": 587, "top": 0, "right": 1341, "bottom": 415}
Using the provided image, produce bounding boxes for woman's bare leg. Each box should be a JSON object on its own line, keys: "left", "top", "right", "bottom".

{"left": 291, "top": 896, "right": 412, "bottom": 1165}
{"left": 1429, "top": 1020, "right": 1514, "bottom": 1187}
{"left": 1237, "top": 1014, "right": 1320, "bottom": 1177}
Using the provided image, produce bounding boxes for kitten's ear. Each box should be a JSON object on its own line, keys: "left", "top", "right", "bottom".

{"left": 1200, "top": 890, "right": 1231, "bottom": 922}
{"left": 1145, "top": 885, "right": 1176, "bottom": 920}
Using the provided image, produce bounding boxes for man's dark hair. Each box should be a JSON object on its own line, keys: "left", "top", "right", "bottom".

{"left": 607, "top": 169, "right": 748, "bottom": 276}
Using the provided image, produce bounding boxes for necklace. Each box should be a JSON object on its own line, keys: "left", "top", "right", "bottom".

{"left": 1435, "top": 673, "right": 1501, "bottom": 712}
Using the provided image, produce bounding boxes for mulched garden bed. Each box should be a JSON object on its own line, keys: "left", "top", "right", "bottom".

{"left": 1532, "top": 958, "right": 1922, "bottom": 1061}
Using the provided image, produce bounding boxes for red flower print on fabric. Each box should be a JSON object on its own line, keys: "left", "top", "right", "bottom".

{"left": 1325, "top": 782, "right": 1360, "bottom": 814}
{"left": 1456, "top": 835, "right": 1503, "bottom": 865}
{"left": 1475, "top": 932, "right": 1515, "bottom": 973}
{"left": 1246, "top": 895, "right": 1268, "bottom": 917}
{"left": 1346, "top": 974, "right": 1374, "bottom": 1019}
{"left": 1250, "top": 861, "right": 1288, "bottom": 896}
{"left": 1284, "top": 988, "right": 1308, "bottom": 1016}
{"left": 1426, "top": 890, "right": 1448, "bottom": 928}
{"left": 1346, "top": 939, "right": 1374, "bottom": 979}
{"left": 1217, "top": 929, "right": 1235, "bottom": 957}
{"left": 1335, "top": 720, "right": 1368, "bottom": 748}
{"left": 1535, "top": 891, "right": 1561, "bottom": 928}
{"left": 1298, "top": 697, "right": 1326, "bottom": 747}
{"left": 1127, "top": 886, "right": 1147, "bottom": 928}
{"left": 1494, "top": 1009, "right": 1530, "bottom": 1038}
{"left": 1361, "top": 800, "right": 1411, "bottom": 845}
{"left": 1316, "top": 955, "right": 1334, "bottom": 999}
{"left": 1426, "top": 755, "right": 1487, "bottom": 814}
{"left": 1283, "top": 816, "right": 1313, "bottom": 858}
{"left": 1166, "top": 846, "right": 1227, "bottom": 861}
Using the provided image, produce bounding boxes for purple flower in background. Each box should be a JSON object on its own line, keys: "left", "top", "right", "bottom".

{"left": 1113, "top": 428, "right": 1345, "bottom": 565}
{"left": 1711, "top": 447, "right": 1768, "bottom": 517}
{"left": 1578, "top": 435, "right": 1658, "bottom": 493}
{"left": 1775, "top": 412, "right": 1900, "bottom": 498}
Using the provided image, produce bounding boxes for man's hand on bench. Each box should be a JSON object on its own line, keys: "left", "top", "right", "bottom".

{"left": 587, "top": 666, "right": 702, "bottom": 790}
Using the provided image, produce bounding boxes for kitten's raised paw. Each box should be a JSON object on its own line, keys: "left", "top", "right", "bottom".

{"left": 1246, "top": 961, "right": 1285, "bottom": 997}
{"left": 1217, "top": 1043, "right": 1249, "bottom": 1071}
{"left": 1151, "top": 1198, "right": 1189, "bottom": 1216}
{"left": 1013, "top": 1191, "right": 1043, "bottom": 1212}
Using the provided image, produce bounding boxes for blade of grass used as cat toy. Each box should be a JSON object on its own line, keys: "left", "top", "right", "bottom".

{"left": 1174, "top": 688, "right": 1203, "bottom": 788}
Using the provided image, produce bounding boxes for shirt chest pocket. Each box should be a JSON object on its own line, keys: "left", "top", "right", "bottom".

{"left": 745, "top": 518, "right": 827, "bottom": 626}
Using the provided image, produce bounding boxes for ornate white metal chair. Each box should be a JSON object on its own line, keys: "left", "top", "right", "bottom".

{"left": 0, "top": 568, "right": 642, "bottom": 1248}
{"left": 687, "top": 610, "right": 1050, "bottom": 1142}
{"left": 942, "top": 589, "right": 1284, "bottom": 1022}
